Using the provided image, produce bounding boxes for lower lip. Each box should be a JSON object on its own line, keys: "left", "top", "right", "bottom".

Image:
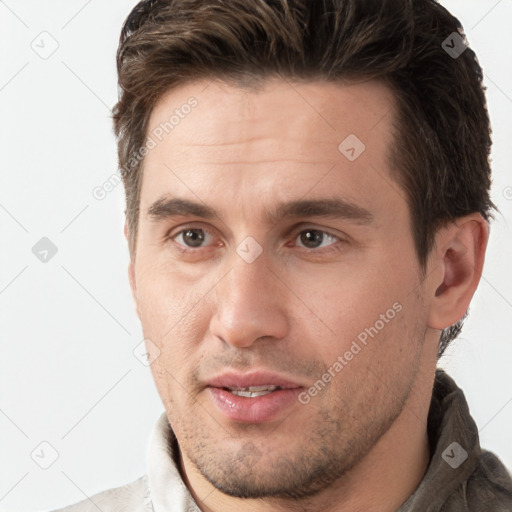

{"left": 207, "top": 387, "right": 302, "bottom": 423}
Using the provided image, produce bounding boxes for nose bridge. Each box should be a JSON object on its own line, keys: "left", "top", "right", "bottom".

{"left": 210, "top": 253, "right": 288, "bottom": 347}
{"left": 229, "top": 255, "right": 273, "bottom": 309}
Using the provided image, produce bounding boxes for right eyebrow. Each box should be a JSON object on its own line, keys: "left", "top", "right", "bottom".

{"left": 147, "top": 197, "right": 216, "bottom": 221}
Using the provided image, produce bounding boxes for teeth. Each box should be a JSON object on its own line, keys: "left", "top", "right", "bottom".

{"left": 228, "top": 385, "right": 281, "bottom": 397}
{"left": 231, "top": 389, "right": 273, "bottom": 397}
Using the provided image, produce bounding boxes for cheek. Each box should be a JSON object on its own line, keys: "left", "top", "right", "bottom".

{"left": 136, "top": 263, "right": 203, "bottom": 335}
{"left": 289, "top": 266, "right": 397, "bottom": 335}
{"left": 135, "top": 270, "right": 211, "bottom": 385}
{"left": 145, "top": 313, "right": 205, "bottom": 414}
{"left": 288, "top": 256, "right": 423, "bottom": 363}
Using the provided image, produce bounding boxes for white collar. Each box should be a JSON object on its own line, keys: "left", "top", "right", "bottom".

{"left": 146, "top": 411, "right": 201, "bottom": 512}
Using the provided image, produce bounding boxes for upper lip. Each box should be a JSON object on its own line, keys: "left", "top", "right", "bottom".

{"left": 206, "top": 371, "right": 304, "bottom": 390}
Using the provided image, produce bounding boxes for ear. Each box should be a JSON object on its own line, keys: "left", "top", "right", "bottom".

{"left": 124, "top": 221, "right": 139, "bottom": 317}
{"left": 427, "top": 213, "right": 489, "bottom": 330}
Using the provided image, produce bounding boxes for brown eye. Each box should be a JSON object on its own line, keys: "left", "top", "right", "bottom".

{"left": 296, "top": 229, "right": 338, "bottom": 250}
{"left": 174, "top": 228, "right": 211, "bottom": 248}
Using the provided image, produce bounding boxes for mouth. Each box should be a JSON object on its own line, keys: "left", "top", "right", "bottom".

{"left": 205, "top": 372, "right": 304, "bottom": 423}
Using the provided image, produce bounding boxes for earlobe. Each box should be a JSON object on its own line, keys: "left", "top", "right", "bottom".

{"left": 128, "top": 262, "right": 137, "bottom": 296}
{"left": 124, "top": 220, "right": 130, "bottom": 241}
{"left": 128, "top": 260, "right": 141, "bottom": 319}
{"left": 125, "top": 221, "right": 140, "bottom": 318}
{"left": 427, "top": 214, "right": 489, "bottom": 330}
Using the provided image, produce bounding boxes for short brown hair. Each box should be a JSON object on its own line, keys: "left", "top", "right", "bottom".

{"left": 113, "top": 0, "right": 495, "bottom": 355}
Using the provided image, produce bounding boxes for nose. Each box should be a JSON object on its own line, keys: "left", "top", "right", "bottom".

{"left": 209, "top": 255, "right": 289, "bottom": 348}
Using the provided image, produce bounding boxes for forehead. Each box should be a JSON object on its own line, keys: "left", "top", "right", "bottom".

{"left": 147, "top": 77, "right": 396, "bottom": 149}
{"left": 140, "top": 78, "right": 403, "bottom": 226}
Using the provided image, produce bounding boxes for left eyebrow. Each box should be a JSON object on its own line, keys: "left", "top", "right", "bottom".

{"left": 264, "top": 198, "right": 374, "bottom": 225}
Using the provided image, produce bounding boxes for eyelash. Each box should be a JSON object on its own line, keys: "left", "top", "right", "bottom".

{"left": 167, "top": 225, "right": 346, "bottom": 255}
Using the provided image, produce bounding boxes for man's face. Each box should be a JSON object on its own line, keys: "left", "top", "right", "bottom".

{"left": 130, "top": 78, "right": 432, "bottom": 498}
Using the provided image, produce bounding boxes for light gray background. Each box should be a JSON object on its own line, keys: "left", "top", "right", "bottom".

{"left": 0, "top": 1, "right": 511, "bottom": 510}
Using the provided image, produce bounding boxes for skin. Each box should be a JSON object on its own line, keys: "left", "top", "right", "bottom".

{"left": 126, "top": 78, "right": 488, "bottom": 512}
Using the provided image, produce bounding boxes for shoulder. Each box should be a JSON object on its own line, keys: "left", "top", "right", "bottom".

{"left": 443, "top": 450, "right": 512, "bottom": 512}
{"left": 466, "top": 450, "right": 512, "bottom": 510}
{"left": 48, "top": 475, "right": 152, "bottom": 512}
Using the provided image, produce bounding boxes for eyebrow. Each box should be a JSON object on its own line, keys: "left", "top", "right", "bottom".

{"left": 147, "top": 196, "right": 373, "bottom": 225}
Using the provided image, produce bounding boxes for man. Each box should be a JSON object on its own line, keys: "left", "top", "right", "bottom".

{"left": 54, "top": 0, "right": 512, "bottom": 510}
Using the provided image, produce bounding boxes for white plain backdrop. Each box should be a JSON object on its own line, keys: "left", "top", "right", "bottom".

{"left": 0, "top": 1, "right": 511, "bottom": 510}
